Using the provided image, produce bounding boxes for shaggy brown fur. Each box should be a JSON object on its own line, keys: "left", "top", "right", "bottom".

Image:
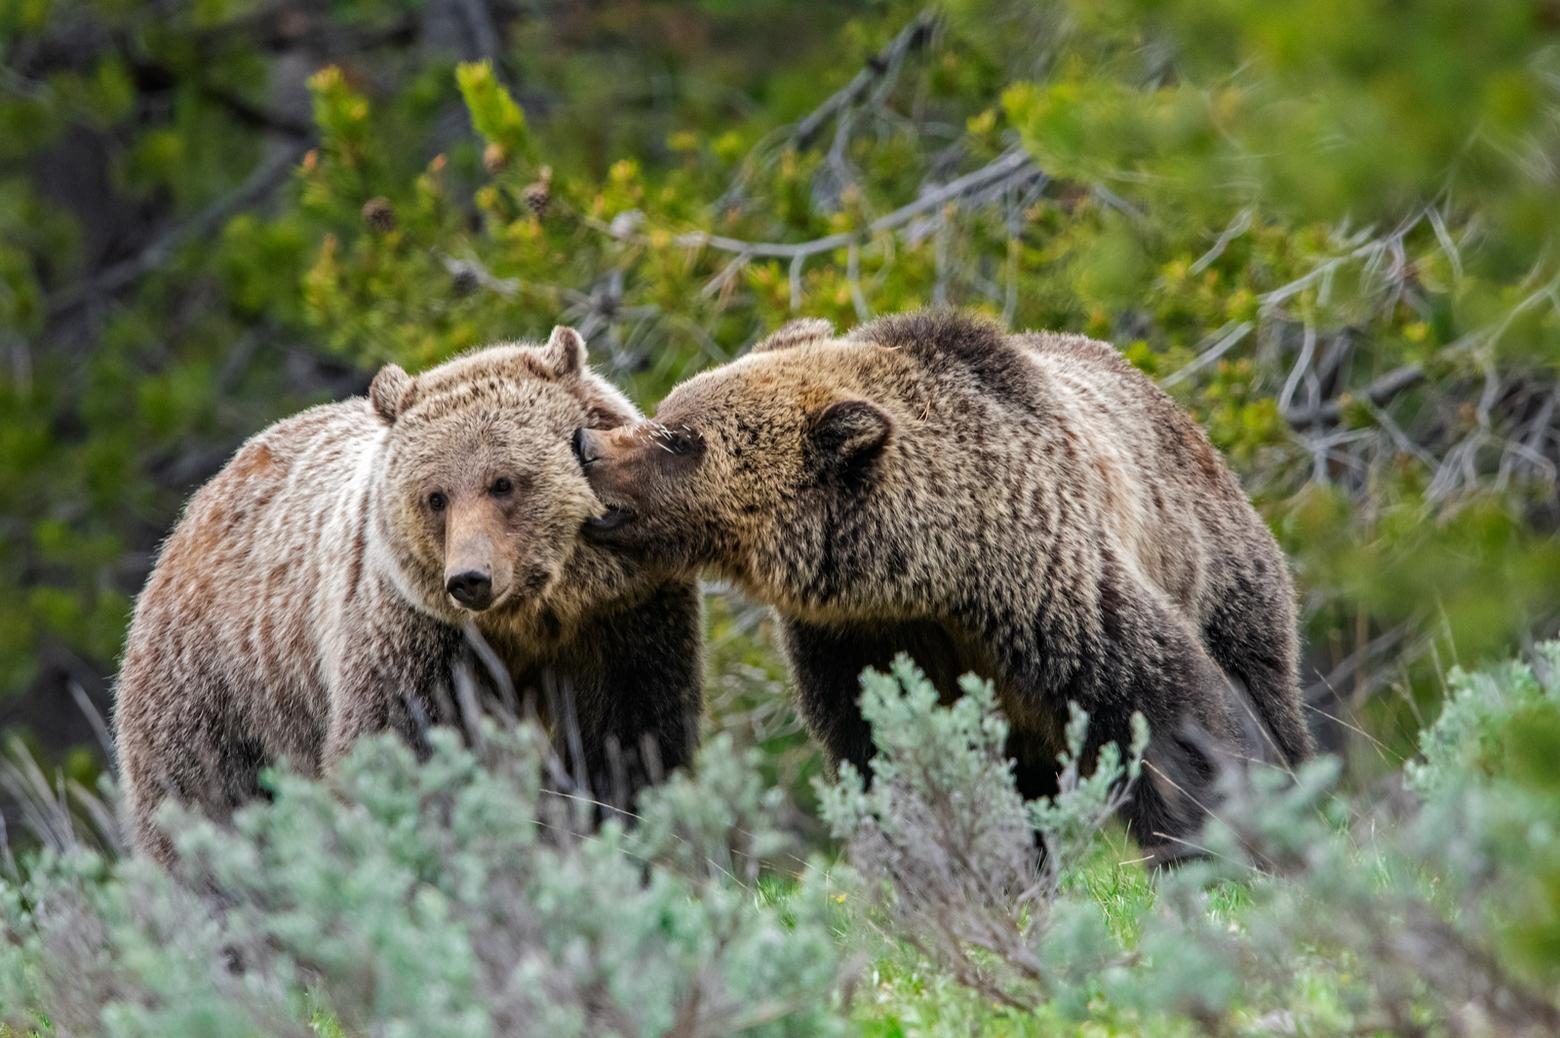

{"left": 577, "top": 310, "right": 1309, "bottom": 856}
{"left": 115, "top": 328, "right": 703, "bottom": 864}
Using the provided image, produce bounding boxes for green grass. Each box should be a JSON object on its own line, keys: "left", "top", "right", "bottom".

{"left": 843, "top": 839, "right": 1362, "bottom": 1036}
{"left": 843, "top": 844, "right": 1159, "bottom": 1036}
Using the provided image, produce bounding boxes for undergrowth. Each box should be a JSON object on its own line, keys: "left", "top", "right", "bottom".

{"left": 3, "top": 643, "right": 1560, "bottom": 1036}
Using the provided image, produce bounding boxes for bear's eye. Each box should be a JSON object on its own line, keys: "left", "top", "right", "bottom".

{"left": 428, "top": 491, "right": 447, "bottom": 513}
{"left": 658, "top": 428, "right": 693, "bottom": 455}
{"left": 490, "top": 477, "right": 513, "bottom": 497}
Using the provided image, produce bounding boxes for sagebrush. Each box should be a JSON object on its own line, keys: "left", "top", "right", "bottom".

{"left": 5, "top": 646, "right": 1560, "bottom": 1035}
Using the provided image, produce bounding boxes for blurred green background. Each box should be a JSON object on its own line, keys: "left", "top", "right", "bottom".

{"left": 2, "top": 0, "right": 1558, "bottom": 801}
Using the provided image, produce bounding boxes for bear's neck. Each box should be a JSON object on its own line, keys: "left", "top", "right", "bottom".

{"left": 738, "top": 441, "right": 988, "bottom": 622}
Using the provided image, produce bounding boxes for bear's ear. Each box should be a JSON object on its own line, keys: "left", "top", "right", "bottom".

{"left": 370, "top": 363, "right": 416, "bottom": 425}
{"left": 810, "top": 399, "right": 891, "bottom": 469}
{"left": 537, "top": 325, "right": 587, "bottom": 379}
{"left": 753, "top": 318, "right": 835, "bottom": 354}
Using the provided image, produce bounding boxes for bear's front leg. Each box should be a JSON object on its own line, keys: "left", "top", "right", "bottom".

{"left": 551, "top": 579, "right": 704, "bottom": 811}
{"left": 780, "top": 615, "right": 967, "bottom": 778}
{"left": 322, "top": 598, "right": 461, "bottom": 769}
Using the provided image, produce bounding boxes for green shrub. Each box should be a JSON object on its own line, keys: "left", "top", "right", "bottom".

{"left": 0, "top": 727, "right": 845, "bottom": 1037}
{"left": 825, "top": 646, "right": 1560, "bottom": 1035}
{"left": 7, "top": 645, "right": 1560, "bottom": 1035}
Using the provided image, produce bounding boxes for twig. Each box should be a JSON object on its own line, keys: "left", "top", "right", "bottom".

{"left": 46, "top": 142, "right": 309, "bottom": 321}
{"left": 847, "top": 241, "right": 869, "bottom": 321}
{"left": 462, "top": 620, "right": 519, "bottom": 720}
{"left": 1277, "top": 322, "right": 1319, "bottom": 418}
{"left": 602, "top": 148, "right": 1042, "bottom": 265}
{"left": 1189, "top": 206, "right": 1253, "bottom": 276}
{"left": 67, "top": 680, "right": 115, "bottom": 766}
{"left": 794, "top": 11, "right": 939, "bottom": 148}
{"left": 437, "top": 250, "right": 520, "bottom": 297}
{"left": 452, "top": 0, "right": 505, "bottom": 66}
{"left": 1161, "top": 320, "right": 1253, "bottom": 387}
{"left": 1283, "top": 364, "right": 1426, "bottom": 427}
{"left": 197, "top": 80, "right": 313, "bottom": 138}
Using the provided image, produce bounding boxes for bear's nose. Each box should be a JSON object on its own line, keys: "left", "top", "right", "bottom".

{"left": 446, "top": 570, "right": 493, "bottom": 610}
{"left": 572, "top": 427, "right": 599, "bottom": 467}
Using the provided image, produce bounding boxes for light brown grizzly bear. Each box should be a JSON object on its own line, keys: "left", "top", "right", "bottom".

{"left": 115, "top": 327, "right": 702, "bottom": 863}
{"left": 575, "top": 310, "right": 1310, "bottom": 856}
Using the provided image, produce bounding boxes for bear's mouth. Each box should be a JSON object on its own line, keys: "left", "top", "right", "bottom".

{"left": 584, "top": 506, "right": 634, "bottom": 534}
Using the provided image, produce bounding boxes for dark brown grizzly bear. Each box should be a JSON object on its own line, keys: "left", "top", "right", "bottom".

{"left": 575, "top": 310, "right": 1310, "bottom": 856}
{"left": 115, "top": 327, "right": 702, "bottom": 864}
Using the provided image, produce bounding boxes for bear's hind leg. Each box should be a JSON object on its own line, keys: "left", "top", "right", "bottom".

{"left": 117, "top": 675, "right": 268, "bottom": 866}
{"left": 1015, "top": 568, "right": 1243, "bottom": 860}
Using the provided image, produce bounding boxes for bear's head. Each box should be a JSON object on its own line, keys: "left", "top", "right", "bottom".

{"left": 370, "top": 326, "right": 640, "bottom": 624}
{"left": 575, "top": 319, "right": 894, "bottom": 588}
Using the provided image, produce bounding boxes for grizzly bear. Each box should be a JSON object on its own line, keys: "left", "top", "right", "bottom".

{"left": 575, "top": 310, "right": 1310, "bottom": 856}
{"left": 115, "top": 327, "right": 702, "bottom": 864}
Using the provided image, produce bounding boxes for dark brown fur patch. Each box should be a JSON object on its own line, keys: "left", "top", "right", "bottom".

{"left": 849, "top": 309, "right": 1043, "bottom": 409}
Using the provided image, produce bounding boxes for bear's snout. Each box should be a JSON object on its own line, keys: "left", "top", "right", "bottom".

{"left": 446, "top": 569, "right": 494, "bottom": 610}
{"left": 572, "top": 427, "right": 598, "bottom": 467}
{"left": 574, "top": 426, "right": 641, "bottom": 538}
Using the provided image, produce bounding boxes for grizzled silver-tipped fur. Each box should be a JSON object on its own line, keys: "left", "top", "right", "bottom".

{"left": 115, "top": 330, "right": 702, "bottom": 864}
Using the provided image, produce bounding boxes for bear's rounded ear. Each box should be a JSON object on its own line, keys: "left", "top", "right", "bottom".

{"left": 538, "top": 325, "right": 587, "bottom": 379}
{"left": 811, "top": 399, "right": 891, "bottom": 468}
{"left": 370, "top": 363, "right": 416, "bottom": 425}
{"left": 753, "top": 318, "right": 835, "bottom": 354}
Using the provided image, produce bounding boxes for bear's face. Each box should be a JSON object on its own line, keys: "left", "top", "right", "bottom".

{"left": 372, "top": 327, "right": 638, "bottom": 622}
{"left": 577, "top": 321, "right": 892, "bottom": 577}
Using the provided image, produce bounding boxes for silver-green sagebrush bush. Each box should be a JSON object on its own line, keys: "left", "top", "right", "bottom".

{"left": 0, "top": 726, "right": 846, "bottom": 1038}
{"left": 7, "top": 647, "right": 1560, "bottom": 1035}
{"left": 823, "top": 650, "right": 1560, "bottom": 1035}
{"left": 816, "top": 656, "right": 1148, "bottom": 1013}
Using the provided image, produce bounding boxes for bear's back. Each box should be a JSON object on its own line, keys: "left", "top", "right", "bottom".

{"left": 118, "top": 397, "right": 384, "bottom": 776}
{"left": 851, "top": 318, "right": 1268, "bottom": 619}
{"left": 154, "top": 398, "right": 381, "bottom": 620}
{"left": 1013, "top": 331, "right": 1237, "bottom": 490}
{"left": 1013, "top": 329, "right": 1285, "bottom": 620}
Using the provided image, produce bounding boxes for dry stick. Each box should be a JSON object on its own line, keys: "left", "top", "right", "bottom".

{"left": 461, "top": 620, "right": 519, "bottom": 721}
{"left": 846, "top": 241, "right": 869, "bottom": 321}
{"left": 198, "top": 81, "right": 314, "bottom": 139}
{"left": 1277, "top": 322, "right": 1319, "bottom": 418}
{"left": 598, "top": 148, "right": 1041, "bottom": 264}
{"left": 713, "top": 9, "right": 938, "bottom": 211}
{"left": 1283, "top": 364, "right": 1427, "bottom": 427}
{"left": 1188, "top": 206, "right": 1254, "bottom": 276}
{"left": 46, "top": 142, "right": 310, "bottom": 321}
{"left": 1293, "top": 269, "right": 1560, "bottom": 432}
{"left": 1363, "top": 397, "right": 1438, "bottom": 469}
{"left": 437, "top": 251, "right": 520, "bottom": 298}
{"left": 1305, "top": 622, "right": 1415, "bottom": 705}
{"left": 452, "top": 0, "right": 504, "bottom": 66}
{"left": 0, "top": 811, "right": 15, "bottom": 879}
{"left": 449, "top": 658, "right": 488, "bottom": 752}
{"left": 68, "top": 678, "right": 116, "bottom": 765}
{"left": 0, "top": 741, "right": 75, "bottom": 853}
{"left": 793, "top": 10, "right": 940, "bottom": 148}
{"left": 66, "top": 777, "right": 122, "bottom": 853}
{"left": 1161, "top": 319, "right": 1253, "bottom": 387}
{"left": 458, "top": 621, "right": 589, "bottom": 794}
